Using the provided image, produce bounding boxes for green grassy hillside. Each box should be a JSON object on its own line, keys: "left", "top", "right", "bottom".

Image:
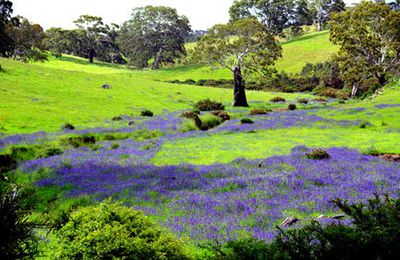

{"left": 275, "top": 31, "right": 338, "bottom": 74}
{"left": 184, "top": 30, "right": 338, "bottom": 77}
{"left": 0, "top": 57, "right": 309, "bottom": 134}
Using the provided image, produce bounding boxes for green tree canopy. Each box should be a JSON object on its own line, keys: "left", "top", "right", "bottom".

{"left": 330, "top": 1, "right": 400, "bottom": 95}
{"left": 119, "top": 6, "right": 191, "bottom": 69}
{"left": 0, "top": 0, "right": 14, "bottom": 56}
{"left": 229, "top": 0, "right": 297, "bottom": 35}
{"left": 194, "top": 19, "right": 281, "bottom": 106}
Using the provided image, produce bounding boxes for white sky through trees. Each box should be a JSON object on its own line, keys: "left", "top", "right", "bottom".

{"left": 13, "top": 0, "right": 360, "bottom": 30}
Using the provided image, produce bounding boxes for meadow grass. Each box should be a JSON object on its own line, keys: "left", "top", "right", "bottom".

{"left": 153, "top": 126, "right": 400, "bottom": 165}
{"left": 275, "top": 30, "right": 338, "bottom": 74}
{"left": 0, "top": 57, "right": 311, "bottom": 134}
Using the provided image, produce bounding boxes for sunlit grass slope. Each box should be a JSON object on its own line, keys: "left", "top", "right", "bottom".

{"left": 184, "top": 30, "right": 338, "bottom": 77}
{"left": 0, "top": 57, "right": 310, "bottom": 134}
{"left": 275, "top": 31, "right": 338, "bottom": 74}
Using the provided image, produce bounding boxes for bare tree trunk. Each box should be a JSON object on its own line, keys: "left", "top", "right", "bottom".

{"left": 376, "top": 73, "right": 387, "bottom": 86}
{"left": 351, "top": 83, "right": 359, "bottom": 97}
{"left": 152, "top": 49, "right": 163, "bottom": 70}
{"left": 88, "top": 48, "right": 95, "bottom": 63}
{"left": 232, "top": 66, "right": 249, "bottom": 107}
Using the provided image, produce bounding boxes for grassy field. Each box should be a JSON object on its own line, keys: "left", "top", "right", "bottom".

{"left": 0, "top": 57, "right": 311, "bottom": 134}
{"left": 1, "top": 29, "right": 400, "bottom": 256}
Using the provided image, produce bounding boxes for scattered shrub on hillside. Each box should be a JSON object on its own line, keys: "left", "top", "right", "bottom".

{"left": 180, "top": 120, "right": 198, "bottom": 133}
{"left": 61, "top": 123, "right": 75, "bottom": 130}
{"left": 0, "top": 154, "right": 17, "bottom": 174}
{"left": 241, "top": 118, "right": 254, "bottom": 124}
{"left": 306, "top": 148, "right": 330, "bottom": 160}
{"left": 359, "top": 121, "right": 371, "bottom": 129}
{"left": 249, "top": 108, "right": 269, "bottom": 115}
{"left": 112, "top": 115, "right": 123, "bottom": 121}
{"left": 183, "top": 79, "right": 196, "bottom": 85}
{"left": 0, "top": 184, "right": 39, "bottom": 259}
{"left": 7, "top": 145, "right": 63, "bottom": 163}
{"left": 313, "top": 97, "right": 327, "bottom": 102}
{"left": 270, "top": 96, "right": 286, "bottom": 103}
{"left": 298, "top": 98, "right": 309, "bottom": 104}
{"left": 48, "top": 201, "right": 191, "bottom": 259}
{"left": 363, "top": 147, "right": 381, "bottom": 156}
{"left": 288, "top": 104, "right": 297, "bottom": 110}
{"left": 197, "top": 114, "right": 223, "bottom": 130}
{"left": 210, "top": 110, "right": 230, "bottom": 121}
{"left": 194, "top": 99, "right": 224, "bottom": 111}
{"left": 180, "top": 110, "right": 200, "bottom": 119}
{"left": 314, "top": 86, "right": 349, "bottom": 100}
{"left": 338, "top": 99, "right": 346, "bottom": 104}
{"left": 111, "top": 142, "right": 119, "bottom": 149}
{"left": 60, "top": 134, "right": 96, "bottom": 148}
{"left": 141, "top": 110, "right": 154, "bottom": 117}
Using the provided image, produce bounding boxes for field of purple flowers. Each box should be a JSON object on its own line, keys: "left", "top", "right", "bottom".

{"left": 3, "top": 102, "right": 399, "bottom": 244}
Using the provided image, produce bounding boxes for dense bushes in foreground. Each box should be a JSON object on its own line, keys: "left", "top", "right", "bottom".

{"left": 211, "top": 195, "right": 400, "bottom": 260}
{"left": 48, "top": 201, "right": 191, "bottom": 259}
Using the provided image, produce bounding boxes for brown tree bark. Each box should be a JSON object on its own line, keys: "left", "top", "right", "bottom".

{"left": 232, "top": 66, "right": 249, "bottom": 107}
{"left": 88, "top": 48, "right": 95, "bottom": 63}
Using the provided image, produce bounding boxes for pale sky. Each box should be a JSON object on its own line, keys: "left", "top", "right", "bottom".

{"left": 12, "top": 0, "right": 360, "bottom": 31}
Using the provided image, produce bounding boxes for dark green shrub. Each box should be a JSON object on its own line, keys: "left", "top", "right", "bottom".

{"left": 141, "top": 110, "right": 154, "bottom": 117}
{"left": 60, "top": 134, "right": 96, "bottom": 148}
{"left": 194, "top": 99, "right": 224, "bottom": 111}
{"left": 241, "top": 118, "right": 254, "bottom": 124}
{"left": 111, "top": 142, "right": 119, "bottom": 149}
{"left": 0, "top": 154, "right": 17, "bottom": 174}
{"left": 180, "top": 110, "right": 200, "bottom": 119}
{"left": 359, "top": 121, "right": 371, "bottom": 129}
{"left": 197, "top": 114, "right": 223, "bottom": 130}
{"left": 249, "top": 108, "right": 269, "bottom": 115}
{"left": 288, "top": 104, "right": 297, "bottom": 110}
{"left": 270, "top": 97, "right": 286, "bottom": 103}
{"left": 314, "top": 86, "right": 349, "bottom": 100}
{"left": 306, "top": 148, "right": 330, "bottom": 160}
{"left": 0, "top": 184, "right": 38, "bottom": 259}
{"left": 61, "top": 123, "right": 75, "bottom": 130}
{"left": 112, "top": 116, "right": 123, "bottom": 121}
{"left": 196, "top": 79, "right": 207, "bottom": 86}
{"left": 213, "top": 195, "right": 400, "bottom": 260}
{"left": 183, "top": 79, "right": 196, "bottom": 85}
{"left": 8, "top": 145, "right": 63, "bottom": 162}
{"left": 211, "top": 110, "right": 230, "bottom": 121}
{"left": 48, "top": 201, "right": 191, "bottom": 259}
{"left": 363, "top": 147, "right": 381, "bottom": 156}
{"left": 298, "top": 98, "right": 309, "bottom": 104}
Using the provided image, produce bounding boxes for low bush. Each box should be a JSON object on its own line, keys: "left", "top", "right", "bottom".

{"left": 194, "top": 99, "right": 224, "bottom": 111}
{"left": 359, "top": 121, "right": 371, "bottom": 129}
{"left": 141, "top": 110, "right": 154, "bottom": 117}
{"left": 61, "top": 123, "right": 75, "bottom": 130}
{"left": 249, "top": 108, "right": 269, "bottom": 115}
{"left": 363, "top": 147, "right": 381, "bottom": 156}
{"left": 270, "top": 97, "right": 286, "bottom": 103}
{"left": 241, "top": 118, "right": 254, "bottom": 124}
{"left": 48, "top": 201, "right": 191, "bottom": 259}
{"left": 6, "top": 144, "right": 63, "bottom": 163}
{"left": 0, "top": 154, "right": 17, "bottom": 174}
{"left": 288, "top": 104, "right": 297, "bottom": 110}
{"left": 60, "top": 134, "right": 96, "bottom": 148}
{"left": 314, "top": 86, "right": 350, "bottom": 100}
{"left": 210, "top": 110, "right": 230, "bottom": 121}
{"left": 197, "top": 114, "right": 223, "bottom": 130}
{"left": 111, "top": 142, "right": 119, "bottom": 149}
{"left": 180, "top": 110, "right": 200, "bottom": 119}
{"left": 298, "top": 98, "right": 309, "bottom": 104}
{"left": 306, "top": 148, "right": 330, "bottom": 160}
{"left": 112, "top": 115, "right": 123, "bottom": 121}
{"left": 0, "top": 183, "right": 39, "bottom": 259}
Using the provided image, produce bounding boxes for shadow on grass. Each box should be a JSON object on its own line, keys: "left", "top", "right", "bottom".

{"left": 57, "top": 55, "right": 127, "bottom": 70}
{"left": 281, "top": 30, "right": 330, "bottom": 46}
